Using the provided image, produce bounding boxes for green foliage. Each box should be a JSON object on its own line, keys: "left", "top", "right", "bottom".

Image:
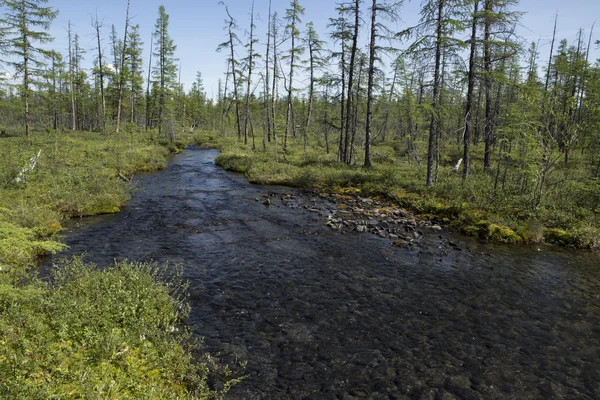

{"left": 0, "top": 130, "right": 240, "bottom": 398}
{"left": 0, "top": 130, "right": 189, "bottom": 274}
{"left": 197, "top": 129, "right": 600, "bottom": 248}
{"left": 0, "top": 258, "right": 240, "bottom": 399}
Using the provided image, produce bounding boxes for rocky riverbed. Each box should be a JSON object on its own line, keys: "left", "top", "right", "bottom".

{"left": 44, "top": 148, "right": 600, "bottom": 399}
{"left": 255, "top": 190, "right": 458, "bottom": 250}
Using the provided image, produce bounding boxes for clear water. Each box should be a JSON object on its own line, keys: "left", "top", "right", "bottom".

{"left": 42, "top": 148, "right": 600, "bottom": 399}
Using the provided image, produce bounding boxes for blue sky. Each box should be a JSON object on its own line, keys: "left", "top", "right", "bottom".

{"left": 23, "top": 0, "right": 600, "bottom": 97}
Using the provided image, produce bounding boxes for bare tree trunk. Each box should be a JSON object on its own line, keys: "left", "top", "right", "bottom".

{"left": 364, "top": 0, "right": 377, "bottom": 168}
{"left": 243, "top": 0, "right": 256, "bottom": 146}
{"left": 306, "top": 31, "right": 315, "bottom": 130}
{"left": 51, "top": 55, "right": 58, "bottom": 130}
{"left": 68, "top": 21, "right": 76, "bottom": 131}
{"left": 463, "top": 0, "right": 479, "bottom": 179}
{"left": 92, "top": 13, "right": 106, "bottom": 130}
{"left": 145, "top": 35, "right": 153, "bottom": 131}
{"left": 343, "top": 0, "right": 360, "bottom": 164}
{"left": 264, "top": 0, "right": 272, "bottom": 149}
{"left": 426, "top": 0, "right": 444, "bottom": 186}
{"left": 338, "top": 48, "right": 346, "bottom": 162}
{"left": 482, "top": 0, "right": 493, "bottom": 171}
{"left": 271, "top": 13, "right": 279, "bottom": 158}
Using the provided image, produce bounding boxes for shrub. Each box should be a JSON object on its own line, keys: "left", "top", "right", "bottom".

{"left": 0, "top": 258, "right": 241, "bottom": 399}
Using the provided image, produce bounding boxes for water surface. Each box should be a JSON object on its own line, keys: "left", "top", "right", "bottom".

{"left": 44, "top": 148, "right": 600, "bottom": 399}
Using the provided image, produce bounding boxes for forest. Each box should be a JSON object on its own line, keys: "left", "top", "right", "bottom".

{"left": 1, "top": 0, "right": 600, "bottom": 247}
{"left": 1, "top": 0, "right": 600, "bottom": 397}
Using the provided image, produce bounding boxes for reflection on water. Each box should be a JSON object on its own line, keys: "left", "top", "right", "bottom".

{"left": 43, "top": 148, "right": 600, "bottom": 399}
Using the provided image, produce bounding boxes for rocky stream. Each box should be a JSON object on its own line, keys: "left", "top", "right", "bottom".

{"left": 42, "top": 147, "right": 600, "bottom": 399}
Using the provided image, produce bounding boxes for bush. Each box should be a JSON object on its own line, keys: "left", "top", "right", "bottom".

{"left": 0, "top": 258, "right": 241, "bottom": 399}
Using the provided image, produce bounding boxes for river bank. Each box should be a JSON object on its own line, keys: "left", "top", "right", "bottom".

{"left": 195, "top": 132, "right": 600, "bottom": 250}
{"left": 0, "top": 130, "right": 238, "bottom": 398}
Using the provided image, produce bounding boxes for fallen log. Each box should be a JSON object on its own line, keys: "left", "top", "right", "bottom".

{"left": 118, "top": 172, "right": 131, "bottom": 182}
{"left": 15, "top": 150, "right": 41, "bottom": 184}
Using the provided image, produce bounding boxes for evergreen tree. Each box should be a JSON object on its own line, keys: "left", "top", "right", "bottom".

{"left": 127, "top": 24, "right": 144, "bottom": 126}
{"left": 364, "top": 0, "right": 402, "bottom": 167}
{"left": 283, "top": 0, "right": 305, "bottom": 151}
{"left": 1, "top": 0, "right": 58, "bottom": 136}
{"left": 153, "top": 5, "right": 178, "bottom": 141}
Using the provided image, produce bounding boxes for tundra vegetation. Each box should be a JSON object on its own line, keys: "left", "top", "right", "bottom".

{"left": 1, "top": 0, "right": 599, "bottom": 397}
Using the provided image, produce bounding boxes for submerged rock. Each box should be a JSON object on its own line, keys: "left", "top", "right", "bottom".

{"left": 392, "top": 238, "right": 411, "bottom": 247}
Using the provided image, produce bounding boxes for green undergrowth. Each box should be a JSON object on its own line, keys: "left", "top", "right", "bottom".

{"left": 0, "top": 129, "right": 241, "bottom": 397}
{"left": 0, "top": 129, "right": 191, "bottom": 271}
{"left": 196, "top": 131, "right": 600, "bottom": 249}
{"left": 0, "top": 257, "right": 241, "bottom": 398}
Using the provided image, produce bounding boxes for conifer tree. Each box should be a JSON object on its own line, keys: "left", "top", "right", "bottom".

{"left": 364, "top": 0, "right": 402, "bottom": 168}
{"left": 217, "top": 4, "right": 242, "bottom": 141}
{"left": 127, "top": 24, "right": 144, "bottom": 126}
{"left": 1, "top": 0, "right": 58, "bottom": 136}
{"left": 153, "top": 5, "right": 177, "bottom": 141}
{"left": 283, "top": 0, "right": 305, "bottom": 151}
{"left": 305, "top": 21, "right": 325, "bottom": 130}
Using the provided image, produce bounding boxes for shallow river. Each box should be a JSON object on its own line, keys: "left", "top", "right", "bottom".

{"left": 43, "top": 148, "right": 600, "bottom": 399}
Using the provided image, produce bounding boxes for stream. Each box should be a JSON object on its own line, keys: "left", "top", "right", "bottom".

{"left": 42, "top": 147, "right": 600, "bottom": 399}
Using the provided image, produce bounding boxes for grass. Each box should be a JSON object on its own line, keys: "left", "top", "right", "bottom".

{"left": 196, "top": 130, "right": 600, "bottom": 249}
{"left": 0, "top": 128, "right": 241, "bottom": 398}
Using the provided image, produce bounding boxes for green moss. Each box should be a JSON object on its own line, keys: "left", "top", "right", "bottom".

{"left": 516, "top": 220, "right": 545, "bottom": 243}
{"left": 486, "top": 224, "right": 522, "bottom": 243}
{"left": 461, "top": 225, "right": 481, "bottom": 237}
{"left": 0, "top": 220, "right": 66, "bottom": 266}
{"left": 544, "top": 228, "right": 575, "bottom": 246}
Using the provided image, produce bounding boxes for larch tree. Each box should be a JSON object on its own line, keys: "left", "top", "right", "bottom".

{"left": 115, "top": 0, "right": 131, "bottom": 134}
{"left": 401, "top": 0, "right": 466, "bottom": 185}
{"left": 189, "top": 71, "right": 207, "bottom": 129}
{"left": 242, "top": 0, "right": 260, "bottom": 147}
{"left": 217, "top": 4, "right": 242, "bottom": 141}
{"left": 328, "top": 5, "right": 352, "bottom": 162}
{"left": 462, "top": 0, "right": 479, "bottom": 179}
{"left": 67, "top": 21, "right": 75, "bottom": 130}
{"left": 263, "top": 0, "right": 273, "bottom": 149}
{"left": 304, "top": 21, "right": 325, "bottom": 131}
{"left": 127, "top": 23, "right": 144, "bottom": 126}
{"left": 1, "top": 0, "right": 58, "bottom": 137}
{"left": 480, "top": 0, "right": 521, "bottom": 171}
{"left": 343, "top": 0, "right": 360, "bottom": 164}
{"left": 283, "top": 0, "right": 305, "bottom": 152}
{"left": 153, "top": 5, "right": 178, "bottom": 142}
{"left": 364, "top": 0, "right": 402, "bottom": 168}
{"left": 145, "top": 34, "right": 153, "bottom": 131}
{"left": 91, "top": 12, "right": 106, "bottom": 129}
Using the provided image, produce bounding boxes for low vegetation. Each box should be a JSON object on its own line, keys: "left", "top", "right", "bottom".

{"left": 0, "top": 257, "right": 239, "bottom": 399}
{"left": 0, "top": 130, "right": 240, "bottom": 398}
{"left": 197, "top": 132, "right": 600, "bottom": 249}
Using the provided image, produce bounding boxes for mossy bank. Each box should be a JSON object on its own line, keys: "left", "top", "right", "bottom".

{"left": 196, "top": 132, "right": 600, "bottom": 249}
{"left": 0, "top": 130, "right": 240, "bottom": 398}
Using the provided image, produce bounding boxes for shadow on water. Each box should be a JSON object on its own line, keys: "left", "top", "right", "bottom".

{"left": 41, "top": 147, "right": 600, "bottom": 399}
